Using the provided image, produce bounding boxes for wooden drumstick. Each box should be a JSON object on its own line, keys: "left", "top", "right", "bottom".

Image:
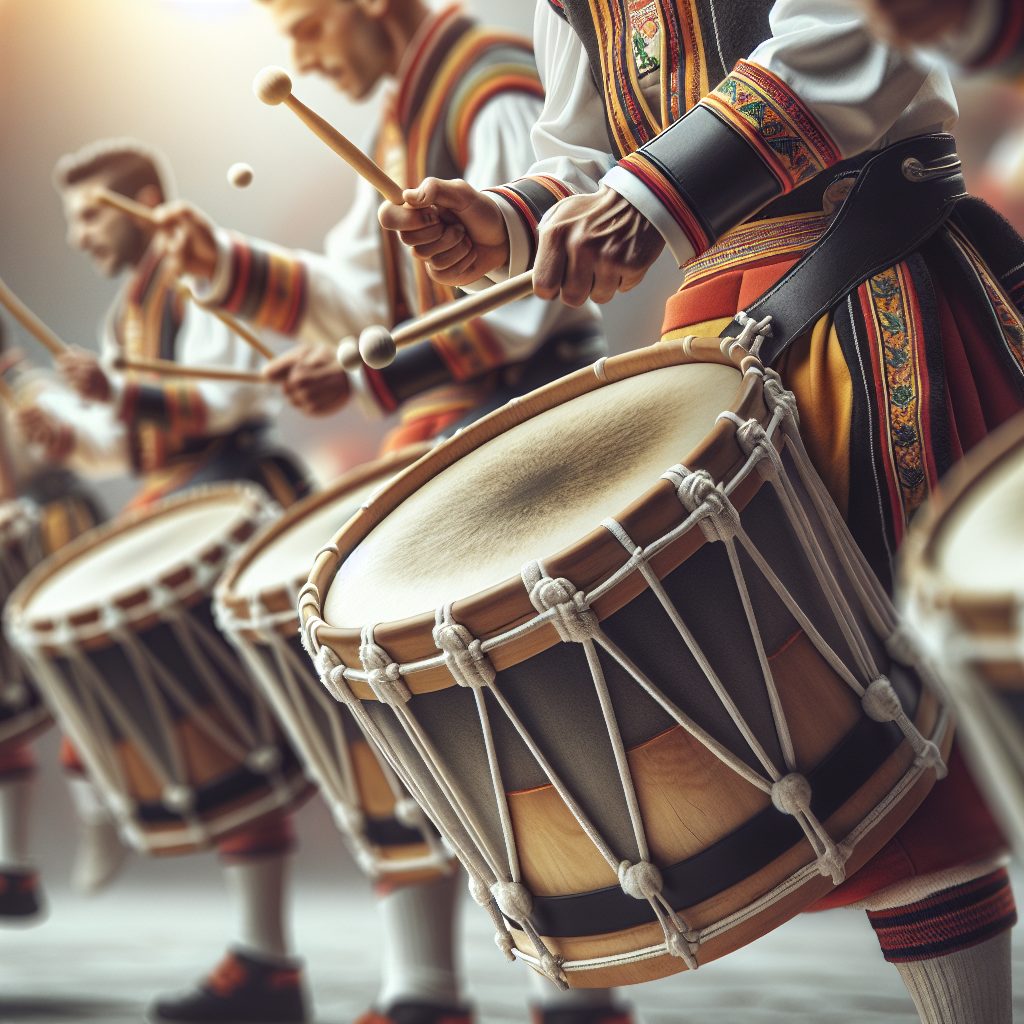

{"left": 253, "top": 67, "right": 405, "bottom": 205}
{"left": 112, "top": 355, "right": 268, "bottom": 385}
{"left": 338, "top": 271, "right": 536, "bottom": 371}
{"left": 0, "top": 277, "right": 69, "bottom": 358}
{"left": 175, "top": 285, "right": 274, "bottom": 360}
{"left": 92, "top": 187, "right": 158, "bottom": 227}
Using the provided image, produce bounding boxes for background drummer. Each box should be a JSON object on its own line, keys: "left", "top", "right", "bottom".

{"left": 20, "top": 139, "right": 317, "bottom": 1024}
{"left": 380, "top": 2, "right": 1024, "bottom": 1022}
{"left": 149, "top": 4, "right": 624, "bottom": 1024}
{"left": 0, "top": 316, "right": 125, "bottom": 918}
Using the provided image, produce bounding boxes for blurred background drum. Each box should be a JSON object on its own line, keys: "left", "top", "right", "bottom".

{"left": 300, "top": 339, "right": 952, "bottom": 988}
{"left": 4, "top": 484, "right": 310, "bottom": 855}
{"left": 215, "top": 446, "right": 450, "bottom": 885}
{"left": 901, "top": 411, "right": 1024, "bottom": 852}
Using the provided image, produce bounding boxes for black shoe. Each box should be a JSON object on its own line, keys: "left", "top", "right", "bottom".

{"left": 147, "top": 948, "right": 309, "bottom": 1023}
{"left": 0, "top": 869, "right": 44, "bottom": 921}
{"left": 532, "top": 1006, "right": 634, "bottom": 1024}
{"left": 355, "top": 1002, "right": 474, "bottom": 1024}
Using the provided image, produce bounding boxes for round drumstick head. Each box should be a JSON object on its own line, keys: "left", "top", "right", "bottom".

{"left": 336, "top": 337, "right": 363, "bottom": 372}
{"left": 358, "top": 325, "right": 397, "bottom": 370}
{"left": 227, "top": 163, "right": 255, "bottom": 189}
{"left": 253, "top": 66, "right": 293, "bottom": 105}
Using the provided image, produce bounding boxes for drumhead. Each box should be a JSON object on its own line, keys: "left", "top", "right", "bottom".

{"left": 234, "top": 476, "right": 388, "bottom": 598}
{"left": 934, "top": 442, "right": 1024, "bottom": 597}
{"left": 24, "top": 491, "right": 254, "bottom": 618}
{"left": 326, "top": 361, "right": 742, "bottom": 625}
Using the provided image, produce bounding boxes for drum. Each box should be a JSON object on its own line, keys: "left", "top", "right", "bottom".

{"left": 215, "top": 447, "right": 450, "bottom": 883}
{"left": 299, "top": 338, "right": 952, "bottom": 988}
{"left": 4, "top": 484, "right": 310, "bottom": 855}
{"left": 901, "top": 412, "right": 1024, "bottom": 852}
{"left": 0, "top": 501, "right": 47, "bottom": 754}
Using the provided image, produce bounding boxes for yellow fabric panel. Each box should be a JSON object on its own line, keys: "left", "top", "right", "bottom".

{"left": 661, "top": 315, "right": 853, "bottom": 517}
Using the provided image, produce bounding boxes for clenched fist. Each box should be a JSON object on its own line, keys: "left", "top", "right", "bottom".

{"left": 153, "top": 201, "right": 220, "bottom": 282}
{"left": 263, "top": 343, "right": 351, "bottom": 417}
{"left": 57, "top": 348, "right": 112, "bottom": 403}
{"left": 16, "top": 406, "right": 72, "bottom": 460}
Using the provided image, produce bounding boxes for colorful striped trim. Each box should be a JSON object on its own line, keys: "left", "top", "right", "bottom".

{"left": 682, "top": 210, "right": 833, "bottom": 287}
{"left": 702, "top": 60, "right": 841, "bottom": 193}
{"left": 450, "top": 65, "right": 543, "bottom": 168}
{"left": 618, "top": 151, "right": 711, "bottom": 254}
{"left": 868, "top": 868, "right": 1017, "bottom": 963}
{"left": 223, "top": 238, "right": 307, "bottom": 336}
{"left": 970, "top": 0, "right": 1024, "bottom": 70}
{"left": 118, "top": 381, "right": 209, "bottom": 440}
{"left": 488, "top": 176, "right": 574, "bottom": 263}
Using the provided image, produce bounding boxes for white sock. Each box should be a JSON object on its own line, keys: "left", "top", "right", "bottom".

{"left": 377, "top": 871, "right": 461, "bottom": 1008}
{"left": 223, "top": 853, "right": 295, "bottom": 962}
{"left": 895, "top": 931, "right": 1013, "bottom": 1024}
{"left": 528, "top": 971, "right": 620, "bottom": 1011}
{"left": 67, "top": 775, "right": 128, "bottom": 894}
{"left": 0, "top": 775, "right": 33, "bottom": 869}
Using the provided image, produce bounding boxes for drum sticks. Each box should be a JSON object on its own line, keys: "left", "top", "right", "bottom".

{"left": 92, "top": 187, "right": 159, "bottom": 227}
{"left": 113, "top": 356, "right": 268, "bottom": 385}
{"left": 253, "top": 67, "right": 405, "bottom": 205}
{"left": 0, "top": 277, "right": 69, "bottom": 358}
{"left": 339, "top": 271, "right": 537, "bottom": 370}
{"left": 175, "top": 286, "right": 274, "bottom": 360}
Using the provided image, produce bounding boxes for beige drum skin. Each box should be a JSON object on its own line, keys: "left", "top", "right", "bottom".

{"left": 4, "top": 485, "right": 311, "bottom": 855}
{"left": 299, "top": 338, "right": 951, "bottom": 988}
{"left": 901, "top": 412, "right": 1024, "bottom": 852}
{"left": 216, "top": 447, "right": 451, "bottom": 885}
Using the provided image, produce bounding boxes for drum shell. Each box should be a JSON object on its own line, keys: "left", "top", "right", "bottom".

{"left": 303, "top": 341, "right": 952, "bottom": 986}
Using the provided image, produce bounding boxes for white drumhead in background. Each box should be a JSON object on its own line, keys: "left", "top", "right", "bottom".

{"left": 327, "top": 361, "right": 742, "bottom": 625}
{"left": 235, "top": 476, "right": 386, "bottom": 597}
{"left": 24, "top": 495, "right": 248, "bottom": 618}
{"left": 935, "top": 447, "right": 1024, "bottom": 597}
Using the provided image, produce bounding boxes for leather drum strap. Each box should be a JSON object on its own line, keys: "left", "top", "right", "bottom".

{"left": 720, "top": 134, "right": 968, "bottom": 364}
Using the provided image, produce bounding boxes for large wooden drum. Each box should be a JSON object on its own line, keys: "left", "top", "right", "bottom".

{"left": 4, "top": 484, "right": 310, "bottom": 855}
{"left": 901, "top": 412, "right": 1024, "bottom": 852}
{"left": 299, "top": 339, "right": 952, "bottom": 988}
{"left": 215, "top": 447, "right": 450, "bottom": 884}
{"left": 0, "top": 501, "right": 48, "bottom": 754}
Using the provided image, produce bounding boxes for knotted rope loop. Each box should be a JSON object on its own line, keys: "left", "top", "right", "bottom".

{"left": 360, "top": 626, "right": 411, "bottom": 706}
{"left": 148, "top": 584, "right": 180, "bottom": 619}
{"left": 771, "top": 772, "right": 848, "bottom": 884}
{"left": 732, "top": 311, "right": 774, "bottom": 356}
{"left": 332, "top": 802, "right": 366, "bottom": 836}
{"left": 618, "top": 859, "right": 664, "bottom": 900}
{"left": 761, "top": 370, "right": 800, "bottom": 427}
{"left": 491, "top": 880, "right": 534, "bottom": 922}
{"left": 314, "top": 645, "right": 351, "bottom": 703}
{"left": 862, "top": 676, "right": 947, "bottom": 778}
{"left": 661, "top": 466, "right": 739, "bottom": 543}
{"left": 432, "top": 606, "right": 495, "bottom": 690}
{"left": 771, "top": 772, "right": 813, "bottom": 816}
{"left": 161, "top": 784, "right": 195, "bottom": 814}
{"left": 522, "top": 562, "right": 598, "bottom": 643}
{"left": 727, "top": 416, "right": 785, "bottom": 482}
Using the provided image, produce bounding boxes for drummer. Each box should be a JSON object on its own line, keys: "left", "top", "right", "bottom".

{"left": 0, "top": 319, "right": 123, "bottom": 919}
{"left": 26, "top": 139, "right": 315, "bottom": 1024}
{"left": 150, "top": 3, "right": 619, "bottom": 1024}
{"left": 379, "top": 2, "right": 1023, "bottom": 1022}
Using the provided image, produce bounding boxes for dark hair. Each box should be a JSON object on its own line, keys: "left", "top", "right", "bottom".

{"left": 53, "top": 139, "right": 172, "bottom": 200}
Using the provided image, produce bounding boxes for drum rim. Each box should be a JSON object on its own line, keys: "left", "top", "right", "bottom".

{"left": 901, "top": 411, "right": 1024, "bottom": 635}
{"left": 215, "top": 444, "right": 432, "bottom": 633}
{"left": 302, "top": 337, "right": 771, "bottom": 697}
{"left": 4, "top": 482, "right": 270, "bottom": 652}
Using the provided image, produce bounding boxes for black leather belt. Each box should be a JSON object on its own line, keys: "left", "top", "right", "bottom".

{"left": 719, "top": 134, "right": 968, "bottom": 364}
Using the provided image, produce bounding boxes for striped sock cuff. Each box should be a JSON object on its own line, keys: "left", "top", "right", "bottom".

{"left": 868, "top": 867, "right": 1017, "bottom": 963}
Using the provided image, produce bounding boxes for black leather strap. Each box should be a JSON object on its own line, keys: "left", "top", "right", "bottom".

{"left": 720, "top": 134, "right": 967, "bottom": 365}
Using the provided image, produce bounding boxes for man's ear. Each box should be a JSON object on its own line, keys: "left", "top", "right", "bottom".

{"left": 134, "top": 184, "right": 163, "bottom": 209}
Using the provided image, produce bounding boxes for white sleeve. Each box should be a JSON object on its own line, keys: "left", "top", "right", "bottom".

{"left": 34, "top": 385, "right": 128, "bottom": 477}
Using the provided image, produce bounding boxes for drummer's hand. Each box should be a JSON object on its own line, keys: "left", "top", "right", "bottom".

{"left": 533, "top": 186, "right": 664, "bottom": 306}
{"left": 56, "top": 347, "right": 111, "bottom": 403}
{"left": 15, "top": 406, "right": 72, "bottom": 459}
{"left": 263, "top": 343, "right": 351, "bottom": 417}
{"left": 378, "top": 178, "right": 510, "bottom": 286}
{"left": 858, "top": 0, "right": 970, "bottom": 46}
{"left": 152, "top": 201, "right": 220, "bottom": 282}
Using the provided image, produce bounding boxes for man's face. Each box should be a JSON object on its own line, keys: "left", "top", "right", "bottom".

{"left": 267, "top": 0, "right": 391, "bottom": 100}
{"left": 62, "top": 181, "right": 148, "bottom": 277}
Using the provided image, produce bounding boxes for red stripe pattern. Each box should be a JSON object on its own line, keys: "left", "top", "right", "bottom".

{"left": 868, "top": 868, "right": 1017, "bottom": 963}
{"left": 222, "top": 237, "right": 308, "bottom": 337}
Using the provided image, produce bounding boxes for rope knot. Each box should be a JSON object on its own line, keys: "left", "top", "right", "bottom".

{"left": 526, "top": 571, "right": 598, "bottom": 643}
{"left": 862, "top": 677, "right": 903, "bottom": 723}
{"left": 433, "top": 610, "right": 495, "bottom": 689}
{"left": 771, "top": 773, "right": 813, "bottom": 817}
{"left": 618, "top": 859, "right": 664, "bottom": 900}
{"left": 665, "top": 931, "right": 699, "bottom": 969}
{"left": 314, "top": 646, "right": 350, "bottom": 702}
{"left": 663, "top": 467, "right": 738, "bottom": 543}
{"left": 332, "top": 803, "right": 365, "bottom": 835}
{"left": 762, "top": 371, "right": 800, "bottom": 427}
{"left": 491, "top": 880, "right": 534, "bottom": 922}
{"left": 732, "top": 418, "right": 784, "bottom": 480}
{"left": 359, "top": 631, "right": 411, "bottom": 705}
{"left": 245, "top": 746, "right": 282, "bottom": 774}
{"left": 161, "top": 784, "right": 195, "bottom": 814}
{"left": 468, "top": 875, "right": 491, "bottom": 907}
